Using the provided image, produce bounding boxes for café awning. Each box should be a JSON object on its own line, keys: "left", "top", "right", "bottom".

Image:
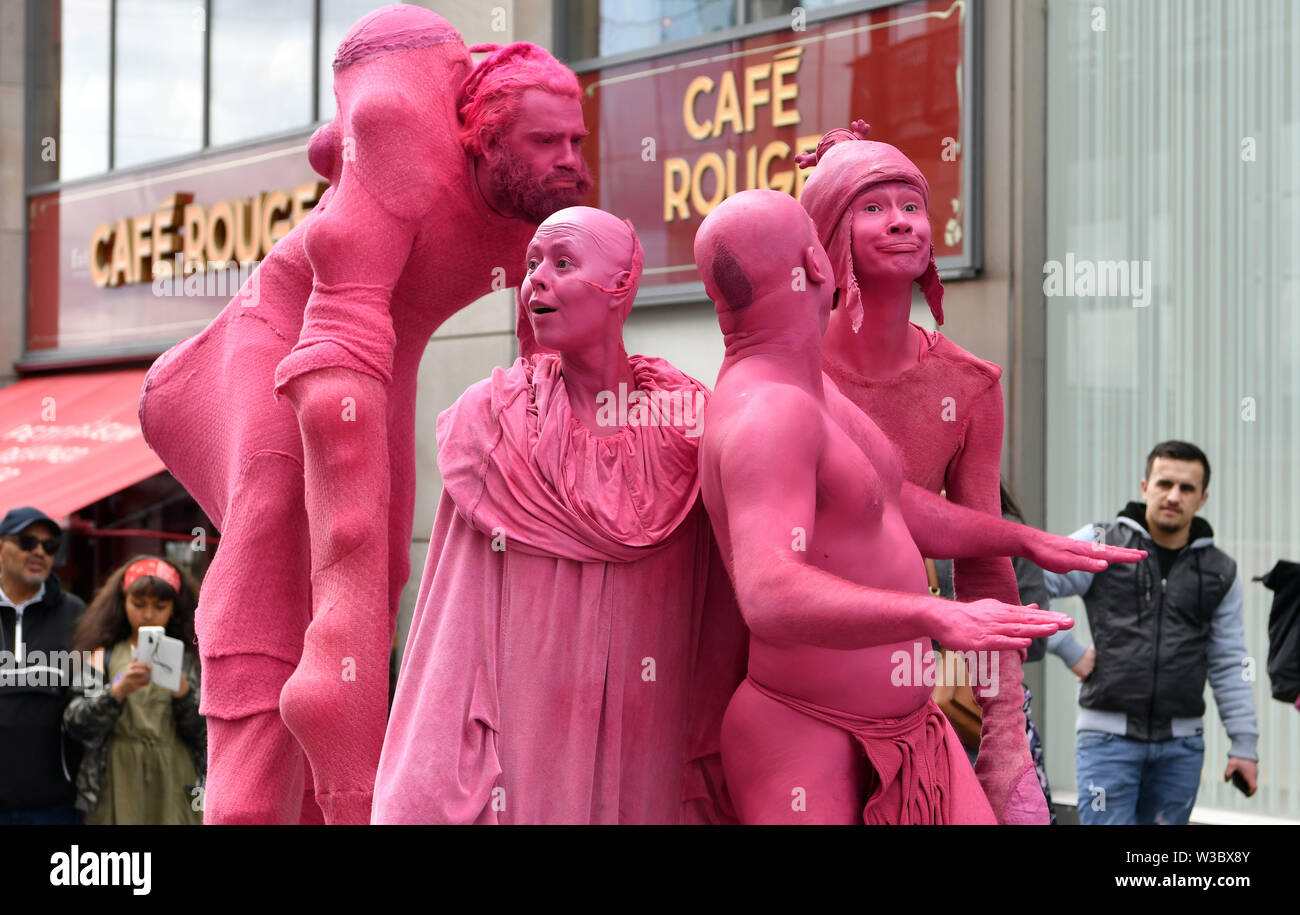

{"left": 0, "top": 368, "right": 166, "bottom": 522}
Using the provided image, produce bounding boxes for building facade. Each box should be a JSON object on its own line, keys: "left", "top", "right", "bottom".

{"left": 1, "top": 0, "right": 1294, "bottom": 821}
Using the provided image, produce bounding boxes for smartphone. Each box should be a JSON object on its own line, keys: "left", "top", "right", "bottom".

{"left": 1230, "top": 770, "right": 1251, "bottom": 796}
{"left": 137, "top": 626, "right": 164, "bottom": 667}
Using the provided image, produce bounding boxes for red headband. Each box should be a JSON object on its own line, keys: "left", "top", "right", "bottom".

{"left": 123, "top": 559, "right": 181, "bottom": 594}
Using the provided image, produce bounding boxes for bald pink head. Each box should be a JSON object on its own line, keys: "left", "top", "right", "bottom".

{"left": 694, "top": 190, "right": 831, "bottom": 319}
{"left": 518, "top": 207, "right": 642, "bottom": 357}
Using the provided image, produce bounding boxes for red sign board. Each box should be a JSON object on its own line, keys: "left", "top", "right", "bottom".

{"left": 26, "top": 136, "right": 324, "bottom": 362}
{"left": 577, "top": 0, "right": 974, "bottom": 295}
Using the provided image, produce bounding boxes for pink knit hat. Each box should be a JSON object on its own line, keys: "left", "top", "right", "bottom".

{"left": 797, "top": 122, "right": 944, "bottom": 330}
{"left": 332, "top": 4, "right": 461, "bottom": 71}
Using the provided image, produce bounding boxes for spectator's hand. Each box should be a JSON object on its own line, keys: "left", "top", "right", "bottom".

{"left": 1023, "top": 530, "right": 1147, "bottom": 574}
{"left": 1071, "top": 647, "right": 1096, "bottom": 682}
{"left": 1224, "top": 758, "right": 1258, "bottom": 797}
{"left": 111, "top": 660, "right": 152, "bottom": 701}
{"left": 171, "top": 671, "right": 190, "bottom": 699}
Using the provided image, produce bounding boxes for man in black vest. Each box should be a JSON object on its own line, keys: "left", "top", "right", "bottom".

{"left": 1044, "top": 441, "right": 1259, "bottom": 824}
{"left": 0, "top": 507, "right": 87, "bottom": 824}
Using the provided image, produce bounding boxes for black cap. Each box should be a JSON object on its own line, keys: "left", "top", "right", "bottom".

{"left": 0, "top": 507, "right": 61, "bottom": 536}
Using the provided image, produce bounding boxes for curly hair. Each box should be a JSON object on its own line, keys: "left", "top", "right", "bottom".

{"left": 457, "top": 42, "right": 582, "bottom": 157}
{"left": 71, "top": 555, "right": 200, "bottom": 659}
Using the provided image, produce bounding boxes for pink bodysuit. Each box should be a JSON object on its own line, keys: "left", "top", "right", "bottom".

{"left": 139, "top": 8, "right": 537, "bottom": 824}
{"left": 800, "top": 125, "right": 1043, "bottom": 823}
{"left": 372, "top": 353, "right": 746, "bottom": 824}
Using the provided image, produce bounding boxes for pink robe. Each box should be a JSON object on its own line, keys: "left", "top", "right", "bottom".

{"left": 372, "top": 354, "right": 746, "bottom": 824}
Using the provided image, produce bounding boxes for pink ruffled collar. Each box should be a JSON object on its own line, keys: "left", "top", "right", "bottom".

{"left": 436, "top": 353, "right": 708, "bottom": 562}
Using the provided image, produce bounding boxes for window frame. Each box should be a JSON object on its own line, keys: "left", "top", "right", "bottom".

{"left": 555, "top": 0, "right": 983, "bottom": 308}
{"left": 24, "top": 0, "right": 329, "bottom": 195}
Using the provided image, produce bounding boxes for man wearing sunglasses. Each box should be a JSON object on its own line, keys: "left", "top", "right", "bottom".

{"left": 0, "top": 507, "right": 87, "bottom": 824}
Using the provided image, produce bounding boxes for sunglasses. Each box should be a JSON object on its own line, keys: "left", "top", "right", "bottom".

{"left": 7, "top": 533, "right": 61, "bottom": 555}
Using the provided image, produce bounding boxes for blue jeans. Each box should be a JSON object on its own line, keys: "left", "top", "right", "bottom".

{"left": 1075, "top": 730, "right": 1204, "bottom": 825}
{"left": 0, "top": 800, "right": 82, "bottom": 825}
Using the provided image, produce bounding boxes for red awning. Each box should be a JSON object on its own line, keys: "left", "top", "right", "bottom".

{"left": 0, "top": 368, "right": 165, "bottom": 522}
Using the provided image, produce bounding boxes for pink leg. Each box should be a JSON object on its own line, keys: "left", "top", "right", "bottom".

{"left": 193, "top": 452, "right": 316, "bottom": 825}
{"left": 205, "top": 709, "right": 306, "bottom": 825}
{"left": 721, "top": 679, "right": 867, "bottom": 824}
{"left": 278, "top": 368, "right": 392, "bottom": 824}
{"left": 299, "top": 756, "right": 326, "bottom": 824}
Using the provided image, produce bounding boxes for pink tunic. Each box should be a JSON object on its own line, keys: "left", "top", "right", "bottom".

{"left": 372, "top": 354, "right": 746, "bottom": 824}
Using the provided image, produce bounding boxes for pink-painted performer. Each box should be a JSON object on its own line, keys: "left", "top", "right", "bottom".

{"left": 798, "top": 121, "right": 1049, "bottom": 823}
{"left": 137, "top": 5, "right": 592, "bottom": 824}
{"left": 694, "top": 189, "right": 1142, "bottom": 824}
{"left": 372, "top": 208, "right": 747, "bottom": 824}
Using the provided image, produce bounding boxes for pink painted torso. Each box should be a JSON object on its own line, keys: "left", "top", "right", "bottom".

{"left": 700, "top": 362, "right": 932, "bottom": 719}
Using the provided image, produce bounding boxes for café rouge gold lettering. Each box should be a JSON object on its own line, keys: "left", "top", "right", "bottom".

{"left": 663, "top": 48, "right": 821, "bottom": 222}
{"left": 89, "top": 181, "right": 327, "bottom": 288}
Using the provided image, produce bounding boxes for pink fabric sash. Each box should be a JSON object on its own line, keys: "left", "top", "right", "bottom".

{"left": 745, "top": 676, "right": 957, "bottom": 825}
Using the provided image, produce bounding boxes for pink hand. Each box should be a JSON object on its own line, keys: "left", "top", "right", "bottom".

{"left": 926, "top": 599, "right": 1072, "bottom": 652}
{"left": 1025, "top": 532, "right": 1146, "bottom": 574}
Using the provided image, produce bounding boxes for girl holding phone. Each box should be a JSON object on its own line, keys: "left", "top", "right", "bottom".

{"left": 65, "top": 556, "right": 205, "bottom": 825}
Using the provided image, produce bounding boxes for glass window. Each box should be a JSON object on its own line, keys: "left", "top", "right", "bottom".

{"left": 559, "top": 0, "right": 740, "bottom": 61}
{"left": 1043, "top": 0, "right": 1300, "bottom": 818}
{"left": 113, "top": 0, "right": 204, "bottom": 168}
{"left": 209, "top": 0, "right": 313, "bottom": 146}
{"left": 318, "top": 1, "right": 387, "bottom": 121}
{"left": 28, "top": 0, "right": 111, "bottom": 184}
{"left": 559, "top": 0, "right": 853, "bottom": 61}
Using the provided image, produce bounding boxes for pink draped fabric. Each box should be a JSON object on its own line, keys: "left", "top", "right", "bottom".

{"left": 372, "top": 354, "right": 747, "bottom": 824}
{"left": 742, "top": 677, "right": 996, "bottom": 825}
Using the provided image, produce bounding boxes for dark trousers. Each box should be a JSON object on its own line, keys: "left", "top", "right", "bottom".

{"left": 0, "top": 801, "right": 83, "bottom": 825}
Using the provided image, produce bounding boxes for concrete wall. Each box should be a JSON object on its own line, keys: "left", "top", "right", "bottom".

{"left": 0, "top": 0, "right": 24, "bottom": 388}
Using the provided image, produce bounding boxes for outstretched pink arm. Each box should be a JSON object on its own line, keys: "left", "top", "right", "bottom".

{"left": 898, "top": 482, "right": 1147, "bottom": 572}
{"left": 717, "top": 389, "right": 1071, "bottom": 654}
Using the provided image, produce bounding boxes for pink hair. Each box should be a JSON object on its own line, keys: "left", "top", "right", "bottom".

{"left": 457, "top": 42, "right": 582, "bottom": 157}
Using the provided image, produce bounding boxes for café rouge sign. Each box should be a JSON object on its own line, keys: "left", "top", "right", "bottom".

{"left": 89, "top": 181, "right": 327, "bottom": 288}
{"left": 661, "top": 47, "right": 823, "bottom": 223}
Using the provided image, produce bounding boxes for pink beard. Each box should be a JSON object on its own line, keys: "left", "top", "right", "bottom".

{"left": 486, "top": 143, "right": 592, "bottom": 223}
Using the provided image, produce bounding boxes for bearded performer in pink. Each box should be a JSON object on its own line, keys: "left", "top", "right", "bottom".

{"left": 372, "top": 207, "right": 747, "bottom": 824}
{"left": 695, "top": 190, "right": 1142, "bottom": 824}
{"left": 137, "top": 5, "right": 591, "bottom": 824}
{"left": 796, "top": 121, "right": 1049, "bottom": 823}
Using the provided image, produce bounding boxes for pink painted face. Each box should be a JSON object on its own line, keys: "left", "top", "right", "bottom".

{"left": 848, "top": 180, "right": 932, "bottom": 284}
{"left": 521, "top": 207, "right": 633, "bottom": 353}
{"left": 486, "top": 89, "right": 592, "bottom": 223}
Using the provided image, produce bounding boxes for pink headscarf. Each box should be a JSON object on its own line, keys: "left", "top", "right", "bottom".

{"left": 797, "top": 123, "right": 944, "bottom": 331}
